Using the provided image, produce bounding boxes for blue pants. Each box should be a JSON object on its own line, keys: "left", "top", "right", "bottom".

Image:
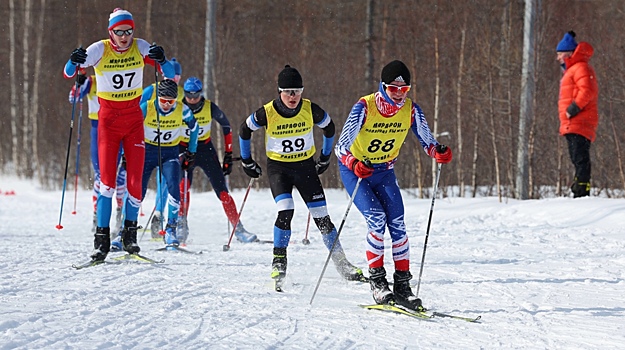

{"left": 142, "top": 144, "right": 181, "bottom": 223}
{"left": 339, "top": 163, "right": 410, "bottom": 270}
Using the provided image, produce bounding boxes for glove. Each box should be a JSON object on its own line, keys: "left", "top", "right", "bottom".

{"left": 315, "top": 153, "right": 331, "bottom": 175}
{"left": 566, "top": 101, "right": 581, "bottom": 118}
{"left": 222, "top": 152, "right": 233, "bottom": 176}
{"left": 70, "top": 47, "right": 87, "bottom": 65}
{"left": 241, "top": 158, "right": 262, "bottom": 178}
{"left": 148, "top": 44, "right": 166, "bottom": 64}
{"left": 347, "top": 156, "right": 374, "bottom": 179}
{"left": 77, "top": 74, "right": 87, "bottom": 86}
{"left": 179, "top": 151, "right": 196, "bottom": 170}
{"left": 434, "top": 144, "right": 452, "bottom": 164}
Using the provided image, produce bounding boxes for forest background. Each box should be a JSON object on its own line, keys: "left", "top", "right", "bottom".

{"left": 2, "top": 0, "right": 624, "bottom": 199}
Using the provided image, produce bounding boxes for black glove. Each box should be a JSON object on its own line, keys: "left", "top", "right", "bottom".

{"left": 315, "top": 153, "right": 332, "bottom": 175}
{"left": 70, "top": 47, "right": 87, "bottom": 65}
{"left": 241, "top": 158, "right": 262, "bottom": 178}
{"left": 77, "top": 74, "right": 87, "bottom": 86}
{"left": 566, "top": 101, "right": 581, "bottom": 118}
{"left": 222, "top": 152, "right": 233, "bottom": 176}
{"left": 179, "top": 151, "right": 196, "bottom": 170}
{"left": 148, "top": 45, "right": 166, "bottom": 64}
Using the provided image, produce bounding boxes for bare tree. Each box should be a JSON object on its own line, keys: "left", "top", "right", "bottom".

{"left": 9, "top": 0, "right": 19, "bottom": 175}
{"left": 31, "top": 0, "right": 46, "bottom": 183}
{"left": 455, "top": 23, "right": 466, "bottom": 197}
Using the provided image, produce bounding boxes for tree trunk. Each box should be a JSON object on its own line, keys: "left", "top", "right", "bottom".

{"left": 32, "top": 0, "right": 46, "bottom": 183}
{"left": 9, "top": 0, "right": 19, "bottom": 175}
{"left": 365, "top": 0, "right": 375, "bottom": 91}
{"left": 21, "top": 0, "right": 32, "bottom": 177}
{"left": 432, "top": 28, "right": 440, "bottom": 194}
{"left": 515, "top": 0, "right": 536, "bottom": 199}
{"left": 455, "top": 25, "right": 466, "bottom": 197}
{"left": 471, "top": 108, "right": 479, "bottom": 198}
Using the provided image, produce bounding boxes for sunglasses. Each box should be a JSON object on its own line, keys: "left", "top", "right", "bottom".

{"left": 279, "top": 87, "right": 304, "bottom": 96}
{"left": 184, "top": 91, "right": 202, "bottom": 99}
{"left": 112, "top": 29, "right": 134, "bottom": 36}
{"left": 383, "top": 83, "right": 411, "bottom": 94}
{"left": 158, "top": 97, "right": 176, "bottom": 105}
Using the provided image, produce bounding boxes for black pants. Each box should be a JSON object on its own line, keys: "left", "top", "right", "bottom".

{"left": 565, "top": 133, "right": 591, "bottom": 183}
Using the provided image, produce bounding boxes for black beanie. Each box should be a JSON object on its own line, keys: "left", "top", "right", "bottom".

{"left": 158, "top": 79, "right": 178, "bottom": 98}
{"left": 278, "top": 65, "right": 303, "bottom": 89}
{"left": 381, "top": 60, "right": 411, "bottom": 85}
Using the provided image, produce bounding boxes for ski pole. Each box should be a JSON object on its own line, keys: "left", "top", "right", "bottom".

{"left": 223, "top": 177, "right": 255, "bottom": 251}
{"left": 153, "top": 54, "right": 165, "bottom": 235}
{"left": 71, "top": 99, "right": 84, "bottom": 215}
{"left": 225, "top": 174, "right": 231, "bottom": 235}
{"left": 139, "top": 204, "right": 157, "bottom": 242}
{"left": 415, "top": 161, "right": 443, "bottom": 298}
{"left": 56, "top": 66, "right": 81, "bottom": 230}
{"left": 310, "top": 177, "right": 363, "bottom": 305}
{"left": 302, "top": 212, "right": 311, "bottom": 245}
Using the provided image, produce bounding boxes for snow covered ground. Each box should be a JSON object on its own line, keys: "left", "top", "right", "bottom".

{"left": 1, "top": 175, "right": 624, "bottom": 349}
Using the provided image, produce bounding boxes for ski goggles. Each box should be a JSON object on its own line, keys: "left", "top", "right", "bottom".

{"left": 383, "top": 83, "right": 411, "bottom": 94}
{"left": 279, "top": 87, "right": 304, "bottom": 96}
{"left": 112, "top": 29, "right": 134, "bottom": 37}
{"left": 158, "top": 97, "right": 176, "bottom": 105}
{"left": 184, "top": 91, "right": 202, "bottom": 99}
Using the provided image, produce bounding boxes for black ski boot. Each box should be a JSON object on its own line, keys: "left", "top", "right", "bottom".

{"left": 121, "top": 220, "right": 141, "bottom": 254}
{"left": 369, "top": 267, "right": 394, "bottom": 305}
{"left": 571, "top": 178, "right": 590, "bottom": 198}
{"left": 91, "top": 227, "right": 111, "bottom": 261}
{"left": 271, "top": 247, "right": 287, "bottom": 280}
{"left": 331, "top": 249, "right": 366, "bottom": 282}
{"left": 393, "top": 270, "right": 424, "bottom": 312}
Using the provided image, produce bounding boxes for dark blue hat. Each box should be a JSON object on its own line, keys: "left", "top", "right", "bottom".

{"left": 557, "top": 31, "right": 578, "bottom": 52}
{"left": 171, "top": 57, "right": 182, "bottom": 76}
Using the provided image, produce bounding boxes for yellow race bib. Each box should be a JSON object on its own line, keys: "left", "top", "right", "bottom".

{"left": 182, "top": 100, "right": 212, "bottom": 143}
{"left": 93, "top": 39, "right": 144, "bottom": 101}
{"left": 144, "top": 101, "right": 184, "bottom": 147}
{"left": 350, "top": 94, "right": 412, "bottom": 163}
{"left": 264, "top": 99, "right": 315, "bottom": 162}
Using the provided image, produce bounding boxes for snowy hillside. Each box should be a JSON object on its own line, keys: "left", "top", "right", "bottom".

{"left": 0, "top": 176, "right": 624, "bottom": 349}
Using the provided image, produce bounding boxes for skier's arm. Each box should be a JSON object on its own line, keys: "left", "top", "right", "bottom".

{"left": 63, "top": 42, "right": 104, "bottom": 79}
{"left": 137, "top": 39, "right": 174, "bottom": 79}
{"left": 239, "top": 107, "right": 267, "bottom": 160}
{"left": 141, "top": 84, "right": 155, "bottom": 105}
{"left": 312, "top": 103, "right": 335, "bottom": 156}
{"left": 409, "top": 103, "right": 439, "bottom": 157}
{"left": 211, "top": 102, "right": 233, "bottom": 153}
{"left": 182, "top": 105, "right": 199, "bottom": 153}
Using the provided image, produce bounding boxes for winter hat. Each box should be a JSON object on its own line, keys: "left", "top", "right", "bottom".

{"left": 171, "top": 58, "right": 182, "bottom": 76}
{"left": 556, "top": 31, "right": 578, "bottom": 52}
{"left": 278, "top": 65, "right": 303, "bottom": 89}
{"left": 108, "top": 8, "right": 134, "bottom": 30}
{"left": 158, "top": 79, "right": 178, "bottom": 98}
{"left": 183, "top": 77, "right": 203, "bottom": 92}
{"left": 381, "top": 60, "right": 411, "bottom": 85}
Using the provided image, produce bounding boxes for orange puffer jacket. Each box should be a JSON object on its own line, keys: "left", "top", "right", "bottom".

{"left": 558, "top": 41, "right": 599, "bottom": 142}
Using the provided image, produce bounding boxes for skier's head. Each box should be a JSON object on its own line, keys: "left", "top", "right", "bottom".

{"left": 183, "top": 77, "right": 203, "bottom": 104}
{"left": 171, "top": 58, "right": 182, "bottom": 84}
{"left": 379, "top": 60, "right": 411, "bottom": 106}
{"left": 157, "top": 79, "right": 178, "bottom": 112}
{"left": 108, "top": 8, "right": 134, "bottom": 51}
{"left": 278, "top": 65, "right": 303, "bottom": 109}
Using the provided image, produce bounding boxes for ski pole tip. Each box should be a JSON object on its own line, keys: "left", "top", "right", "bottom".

{"left": 222, "top": 245, "right": 230, "bottom": 251}
{"left": 55, "top": 224, "right": 64, "bottom": 230}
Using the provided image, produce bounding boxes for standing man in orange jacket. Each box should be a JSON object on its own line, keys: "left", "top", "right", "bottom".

{"left": 556, "top": 31, "right": 599, "bottom": 198}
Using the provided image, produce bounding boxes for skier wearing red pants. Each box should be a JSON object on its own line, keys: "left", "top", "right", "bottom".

{"left": 63, "top": 8, "right": 174, "bottom": 261}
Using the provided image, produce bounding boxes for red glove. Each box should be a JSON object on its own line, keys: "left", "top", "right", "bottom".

{"left": 434, "top": 144, "right": 452, "bottom": 164}
{"left": 347, "top": 156, "right": 374, "bottom": 178}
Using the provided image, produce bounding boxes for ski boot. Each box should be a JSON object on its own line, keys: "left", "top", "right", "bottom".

{"left": 177, "top": 215, "right": 189, "bottom": 245}
{"left": 113, "top": 207, "right": 123, "bottom": 238}
{"left": 271, "top": 248, "right": 287, "bottom": 291}
{"left": 91, "top": 227, "right": 111, "bottom": 262}
{"left": 150, "top": 212, "right": 162, "bottom": 239}
{"left": 234, "top": 221, "right": 258, "bottom": 243}
{"left": 120, "top": 220, "right": 141, "bottom": 254}
{"left": 331, "top": 249, "right": 366, "bottom": 282}
{"left": 164, "top": 219, "right": 180, "bottom": 247}
{"left": 110, "top": 231, "right": 123, "bottom": 251}
{"left": 393, "top": 270, "right": 424, "bottom": 312}
{"left": 369, "top": 267, "right": 394, "bottom": 305}
{"left": 571, "top": 178, "right": 590, "bottom": 198}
